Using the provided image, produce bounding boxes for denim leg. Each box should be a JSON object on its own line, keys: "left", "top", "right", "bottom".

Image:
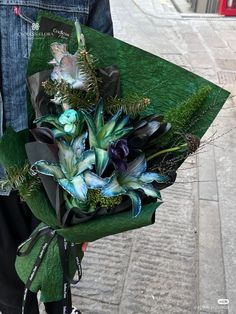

{"left": 87, "top": 0, "right": 113, "bottom": 36}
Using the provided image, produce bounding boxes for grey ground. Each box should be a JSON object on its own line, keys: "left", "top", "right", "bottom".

{"left": 45, "top": 1, "right": 236, "bottom": 313}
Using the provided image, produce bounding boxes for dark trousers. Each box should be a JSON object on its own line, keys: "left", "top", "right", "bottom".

{"left": 0, "top": 192, "right": 71, "bottom": 314}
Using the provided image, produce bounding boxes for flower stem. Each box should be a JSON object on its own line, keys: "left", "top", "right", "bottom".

{"left": 147, "top": 143, "right": 187, "bottom": 161}
{"left": 64, "top": 191, "right": 73, "bottom": 210}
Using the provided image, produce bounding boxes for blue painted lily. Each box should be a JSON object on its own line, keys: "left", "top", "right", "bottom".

{"left": 32, "top": 133, "right": 106, "bottom": 204}
{"left": 50, "top": 42, "right": 87, "bottom": 90}
{"left": 101, "top": 153, "right": 169, "bottom": 217}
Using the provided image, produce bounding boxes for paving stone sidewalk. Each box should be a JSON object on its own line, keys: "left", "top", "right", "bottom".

{"left": 70, "top": 1, "right": 236, "bottom": 314}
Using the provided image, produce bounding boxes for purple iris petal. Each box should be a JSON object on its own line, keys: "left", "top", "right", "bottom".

{"left": 109, "top": 139, "right": 129, "bottom": 172}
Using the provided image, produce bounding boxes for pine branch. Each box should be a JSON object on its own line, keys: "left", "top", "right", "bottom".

{"left": 42, "top": 79, "right": 97, "bottom": 109}
{"left": 77, "top": 49, "right": 100, "bottom": 102}
{"left": 42, "top": 79, "right": 58, "bottom": 96}
{"left": 105, "top": 94, "right": 151, "bottom": 117}
{"left": 0, "top": 178, "right": 11, "bottom": 190}
{"left": 1, "top": 163, "right": 41, "bottom": 200}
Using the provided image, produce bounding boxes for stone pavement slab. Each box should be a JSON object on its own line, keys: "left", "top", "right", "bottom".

{"left": 213, "top": 89, "right": 236, "bottom": 314}
{"left": 198, "top": 199, "right": 227, "bottom": 313}
{"left": 198, "top": 128, "right": 218, "bottom": 202}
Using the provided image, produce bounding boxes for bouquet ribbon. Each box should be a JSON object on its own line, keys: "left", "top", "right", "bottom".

{"left": 17, "top": 225, "right": 82, "bottom": 314}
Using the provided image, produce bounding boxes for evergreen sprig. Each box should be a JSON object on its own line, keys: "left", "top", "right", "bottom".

{"left": 42, "top": 79, "right": 97, "bottom": 109}
{"left": 0, "top": 163, "right": 41, "bottom": 200}
{"left": 105, "top": 94, "right": 151, "bottom": 117}
{"left": 77, "top": 49, "right": 100, "bottom": 101}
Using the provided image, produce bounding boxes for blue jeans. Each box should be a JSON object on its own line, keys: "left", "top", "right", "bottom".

{"left": 0, "top": 0, "right": 113, "bottom": 194}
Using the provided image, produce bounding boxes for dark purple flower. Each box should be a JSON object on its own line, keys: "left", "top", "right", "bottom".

{"left": 109, "top": 139, "right": 129, "bottom": 172}
{"left": 127, "top": 114, "right": 171, "bottom": 150}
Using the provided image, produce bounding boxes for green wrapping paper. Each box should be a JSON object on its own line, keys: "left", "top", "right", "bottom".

{"left": 0, "top": 12, "right": 229, "bottom": 302}
{"left": 56, "top": 202, "right": 159, "bottom": 243}
{"left": 27, "top": 12, "right": 229, "bottom": 139}
{"left": 15, "top": 223, "right": 84, "bottom": 302}
{"left": 15, "top": 202, "right": 158, "bottom": 302}
{"left": 0, "top": 128, "right": 160, "bottom": 302}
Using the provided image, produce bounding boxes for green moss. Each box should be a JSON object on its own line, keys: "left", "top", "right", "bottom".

{"left": 88, "top": 189, "right": 123, "bottom": 209}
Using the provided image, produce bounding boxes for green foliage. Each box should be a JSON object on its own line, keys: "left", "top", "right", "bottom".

{"left": 147, "top": 133, "right": 200, "bottom": 162}
{"left": 42, "top": 79, "right": 97, "bottom": 110}
{"left": 149, "top": 85, "right": 212, "bottom": 150}
{"left": 0, "top": 163, "right": 41, "bottom": 200}
{"left": 88, "top": 189, "right": 123, "bottom": 209}
{"left": 77, "top": 49, "right": 100, "bottom": 100}
{"left": 105, "top": 94, "right": 151, "bottom": 117}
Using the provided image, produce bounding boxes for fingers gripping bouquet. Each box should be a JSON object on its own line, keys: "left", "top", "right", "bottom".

{"left": 0, "top": 13, "right": 229, "bottom": 312}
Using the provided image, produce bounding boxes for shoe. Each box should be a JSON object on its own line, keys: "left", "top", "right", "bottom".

{"left": 71, "top": 306, "right": 82, "bottom": 314}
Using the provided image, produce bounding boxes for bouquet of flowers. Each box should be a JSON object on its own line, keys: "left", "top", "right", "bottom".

{"left": 0, "top": 12, "right": 229, "bottom": 313}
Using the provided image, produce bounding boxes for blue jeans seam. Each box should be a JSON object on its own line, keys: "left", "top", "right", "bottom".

{"left": 0, "top": 1, "right": 89, "bottom": 14}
